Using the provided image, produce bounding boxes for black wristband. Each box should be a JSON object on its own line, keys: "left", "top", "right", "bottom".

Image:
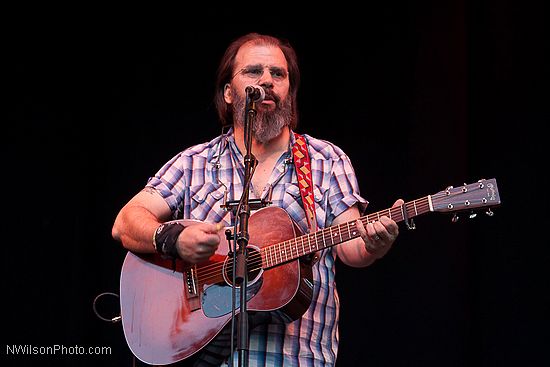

{"left": 153, "top": 222, "right": 185, "bottom": 260}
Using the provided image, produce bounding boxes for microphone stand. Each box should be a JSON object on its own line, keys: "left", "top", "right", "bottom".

{"left": 235, "top": 93, "right": 258, "bottom": 367}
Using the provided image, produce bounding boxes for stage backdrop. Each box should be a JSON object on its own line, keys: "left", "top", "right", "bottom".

{"left": 4, "top": 2, "right": 548, "bottom": 366}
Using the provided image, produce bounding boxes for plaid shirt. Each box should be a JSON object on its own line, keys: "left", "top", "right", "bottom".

{"left": 147, "top": 128, "right": 367, "bottom": 367}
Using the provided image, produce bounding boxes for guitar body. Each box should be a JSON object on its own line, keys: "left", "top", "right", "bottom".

{"left": 120, "top": 206, "right": 314, "bottom": 366}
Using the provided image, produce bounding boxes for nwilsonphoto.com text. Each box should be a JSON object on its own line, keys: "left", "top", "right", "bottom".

{"left": 6, "top": 344, "right": 112, "bottom": 356}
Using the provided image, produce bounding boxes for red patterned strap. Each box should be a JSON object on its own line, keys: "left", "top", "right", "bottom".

{"left": 292, "top": 132, "right": 318, "bottom": 232}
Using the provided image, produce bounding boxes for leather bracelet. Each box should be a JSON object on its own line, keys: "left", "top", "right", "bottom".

{"left": 153, "top": 222, "right": 185, "bottom": 260}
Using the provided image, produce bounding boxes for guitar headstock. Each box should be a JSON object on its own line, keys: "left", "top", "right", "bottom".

{"left": 431, "top": 178, "right": 501, "bottom": 214}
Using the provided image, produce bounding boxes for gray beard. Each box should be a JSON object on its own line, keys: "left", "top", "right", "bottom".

{"left": 232, "top": 93, "right": 293, "bottom": 144}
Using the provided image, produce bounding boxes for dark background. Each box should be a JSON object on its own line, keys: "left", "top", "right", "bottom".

{"left": 4, "top": 2, "right": 548, "bottom": 366}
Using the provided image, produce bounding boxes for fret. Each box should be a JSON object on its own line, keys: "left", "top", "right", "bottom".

{"left": 413, "top": 199, "right": 418, "bottom": 216}
{"left": 376, "top": 212, "right": 380, "bottom": 221}
{"left": 286, "top": 242, "right": 291, "bottom": 261}
{"left": 346, "top": 222, "right": 352, "bottom": 240}
{"left": 321, "top": 229, "right": 327, "bottom": 248}
{"left": 314, "top": 233, "right": 320, "bottom": 250}
{"left": 272, "top": 246, "right": 277, "bottom": 265}
{"left": 338, "top": 225, "right": 343, "bottom": 243}
{"left": 313, "top": 231, "right": 323, "bottom": 253}
{"left": 334, "top": 227, "right": 339, "bottom": 243}
{"left": 277, "top": 243, "right": 282, "bottom": 264}
{"left": 289, "top": 240, "right": 295, "bottom": 260}
{"left": 287, "top": 243, "right": 291, "bottom": 261}
{"left": 301, "top": 236, "right": 306, "bottom": 256}
{"left": 268, "top": 246, "right": 274, "bottom": 267}
{"left": 388, "top": 208, "right": 392, "bottom": 219}
{"left": 284, "top": 240, "right": 294, "bottom": 261}
{"left": 263, "top": 251, "right": 268, "bottom": 268}
{"left": 351, "top": 222, "right": 358, "bottom": 238}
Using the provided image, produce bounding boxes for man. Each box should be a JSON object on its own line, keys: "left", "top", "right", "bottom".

{"left": 112, "top": 32, "right": 403, "bottom": 366}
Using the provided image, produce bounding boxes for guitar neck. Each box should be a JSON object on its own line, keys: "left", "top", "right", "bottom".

{"left": 261, "top": 196, "right": 432, "bottom": 269}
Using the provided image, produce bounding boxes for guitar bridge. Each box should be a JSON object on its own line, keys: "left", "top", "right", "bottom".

{"left": 184, "top": 266, "right": 201, "bottom": 311}
{"left": 185, "top": 267, "right": 198, "bottom": 295}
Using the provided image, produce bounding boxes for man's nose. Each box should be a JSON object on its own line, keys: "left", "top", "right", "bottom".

{"left": 257, "top": 70, "right": 274, "bottom": 88}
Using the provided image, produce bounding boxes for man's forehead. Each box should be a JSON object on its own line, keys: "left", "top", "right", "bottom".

{"left": 234, "top": 43, "right": 287, "bottom": 68}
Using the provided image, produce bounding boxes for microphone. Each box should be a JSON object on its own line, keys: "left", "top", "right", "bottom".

{"left": 245, "top": 85, "right": 265, "bottom": 102}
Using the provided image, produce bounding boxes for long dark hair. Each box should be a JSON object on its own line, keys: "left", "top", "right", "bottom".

{"left": 214, "top": 33, "right": 300, "bottom": 128}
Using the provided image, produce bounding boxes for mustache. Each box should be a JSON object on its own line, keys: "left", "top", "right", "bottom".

{"left": 263, "top": 89, "right": 280, "bottom": 104}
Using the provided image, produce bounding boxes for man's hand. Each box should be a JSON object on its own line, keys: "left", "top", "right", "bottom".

{"left": 356, "top": 199, "right": 403, "bottom": 258}
{"left": 176, "top": 223, "right": 224, "bottom": 264}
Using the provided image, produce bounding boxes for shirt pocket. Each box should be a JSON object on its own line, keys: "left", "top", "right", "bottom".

{"left": 190, "top": 182, "right": 227, "bottom": 222}
{"left": 283, "top": 183, "right": 328, "bottom": 229}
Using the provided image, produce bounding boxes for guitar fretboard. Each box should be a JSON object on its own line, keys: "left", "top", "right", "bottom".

{"left": 261, "top": 196, "right": 432, "bottom": 268}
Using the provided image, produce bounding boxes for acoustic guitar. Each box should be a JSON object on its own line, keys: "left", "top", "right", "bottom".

{"left": 119, "top": 178, "right": 500, "bottom": 365}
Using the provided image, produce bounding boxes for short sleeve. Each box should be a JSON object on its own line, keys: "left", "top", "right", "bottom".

{"left": 146, "top": 152, "right": 187, "bottom": 213}
{"left": 326, "top": 153, "right": 368, "bottom": 223}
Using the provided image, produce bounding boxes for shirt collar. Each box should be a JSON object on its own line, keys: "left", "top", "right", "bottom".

{"left": 209, "top": 126, "right": 296, "bottom": 163}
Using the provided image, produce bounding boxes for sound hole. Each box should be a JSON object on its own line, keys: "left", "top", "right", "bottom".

{"left": 223, "top": 246, "right": 263, "bottom": 286}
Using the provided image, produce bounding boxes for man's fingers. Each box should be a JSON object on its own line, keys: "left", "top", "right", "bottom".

{"left": 203, "top": 222, "right": 224, "bottom": 233}
{"left": 392, "top": 198, "right": 404, "bottom": 208}
{"left": 380, "top": 216, "right": 399, "bottom": 237}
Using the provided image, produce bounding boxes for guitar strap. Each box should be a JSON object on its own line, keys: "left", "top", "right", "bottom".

{"left": 292, "top": 132, "right": 318, "bottom": 233}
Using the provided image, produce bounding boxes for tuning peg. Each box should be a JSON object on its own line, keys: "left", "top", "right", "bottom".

{"left": 469, "top": 211, "right": 477, "bottom": 219}
{"left": 452, "top": 213, "right": 459, "bottom": 223}
{"left": 486, "top": 208, "right": 494, "bottom": 217}
{"left": 445, "top": 186, "right": 453, "bottom": 195}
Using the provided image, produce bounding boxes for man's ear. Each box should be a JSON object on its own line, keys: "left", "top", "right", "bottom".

{"left": 224, "top": 83, "right": 232, "bottom": 104}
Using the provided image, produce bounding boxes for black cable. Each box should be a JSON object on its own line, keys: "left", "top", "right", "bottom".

{"left": 92, "top": 292, "right": 121, "bottom": 323}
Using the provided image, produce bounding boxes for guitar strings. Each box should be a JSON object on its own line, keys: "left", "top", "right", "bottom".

{"left": 193, "top": 185, "right": 484, "bottom": 280}
{"left": 193, "top": 198, "right": 434, "bottom": 282}
{"left": 195, "top": 184, "right": 497, "bottom": 286}
{"left": 192, "top": 185, "right": 489, "bottom": 284}
{"left": 193, "top": 199, "right": 436, "bottom": 286}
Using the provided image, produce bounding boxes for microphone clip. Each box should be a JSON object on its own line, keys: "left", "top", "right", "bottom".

{"left": 245, "top": 85, "right": 265, "bottom": 103}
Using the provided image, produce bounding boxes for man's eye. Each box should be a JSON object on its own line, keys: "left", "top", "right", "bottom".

{"left": 244, "top": 69, "right": 262, "bottom": 76}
